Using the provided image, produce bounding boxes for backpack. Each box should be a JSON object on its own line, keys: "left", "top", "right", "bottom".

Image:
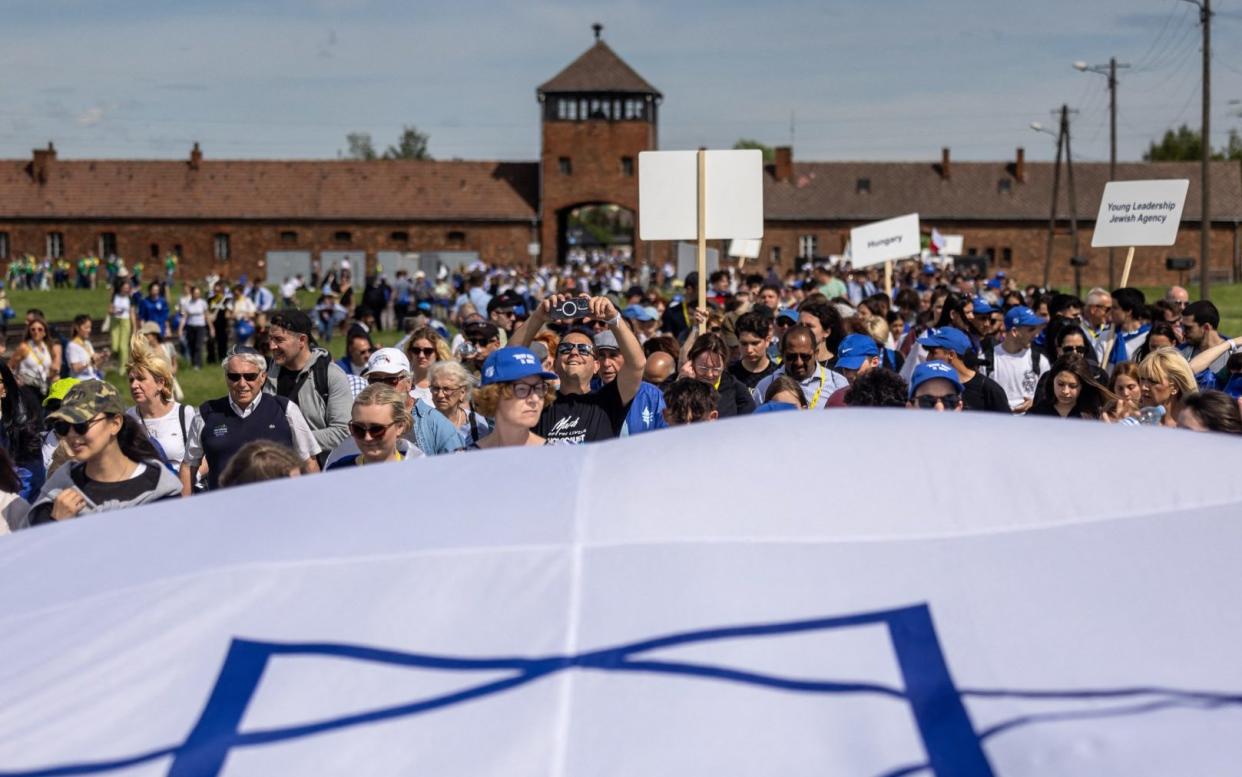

{"left": 284, "top": 355, "right": 332, "bottom": 410}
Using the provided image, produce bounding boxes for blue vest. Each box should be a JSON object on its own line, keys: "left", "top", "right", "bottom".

{"left": 199, "top": 395, "right": 294, "bottom": 490}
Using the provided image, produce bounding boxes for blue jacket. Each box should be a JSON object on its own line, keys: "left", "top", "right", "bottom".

{"left": 622, "top": 381, "right": 667, "bottom": 435}
{"left": 411, "top": 399, "right": 463, "bottom": 455}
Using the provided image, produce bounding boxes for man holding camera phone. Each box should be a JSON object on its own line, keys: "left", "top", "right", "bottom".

{"left": 510, "top": 294, "right": 646, "bottom": 444}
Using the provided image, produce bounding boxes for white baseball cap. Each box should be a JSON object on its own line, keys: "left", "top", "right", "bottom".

{"left": 363, "top": 347, "right": 411, "bottom": 377}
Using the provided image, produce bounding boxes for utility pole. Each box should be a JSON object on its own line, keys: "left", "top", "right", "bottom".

{"left": 1074, "top": 57, "right": 1130, "bottom": 288}
{"left": 1036, "top": 106, "right": 1076, "bottom": 289}
{"left": 1184, "top": 0, "right": 1213, "bottom": 299}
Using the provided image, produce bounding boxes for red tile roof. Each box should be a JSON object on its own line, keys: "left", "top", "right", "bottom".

{"left": 0, "top": 158, "right": 539, "bottom": 221}
{"left": 764, "top": 160, "right": 1242, "bottom": 222}
{"left": 537, "top": 41, "right": 661, "bottom": 97}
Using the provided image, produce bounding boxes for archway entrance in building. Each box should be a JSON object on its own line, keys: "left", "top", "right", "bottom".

{"left": 557, "top": 203, "right": 634, "bottom": 264}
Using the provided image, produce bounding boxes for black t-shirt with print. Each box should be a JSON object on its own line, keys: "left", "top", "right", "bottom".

{"left": 536, "top": 379, "right": 629, "bottom": 444}
{"left": 962, "top": 372, "right": 1011, "bottom": 414}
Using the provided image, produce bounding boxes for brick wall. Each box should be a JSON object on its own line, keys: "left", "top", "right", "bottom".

{"left": 539, "top": 117, "right": 655, "bottom": 264}
{"left": 0, "top": 220, "right": 536, "bottom": 282}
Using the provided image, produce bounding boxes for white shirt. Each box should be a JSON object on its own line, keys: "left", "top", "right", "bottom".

{"left": 182, "top": 392, "right": 322, "bottom": 468}
{"left": 989, "top": 344, "right": 1051, "bottom": 410}
{"left": 752, "top": 364, "right": 849, "bottom": 410}
{"left": 65, "top": 339, "right": 98, "bottom": 380}
{"left": 281, "top": 278, "right": 301, "bottom": 299}
{"left": 110, "top": 294, "right": 131, "bottom": 318}
{"left": 127, "top": 402, "right": 197, "bottom": 466}
{"left": 180, "top": 297, "right": 208, "bottom": 327}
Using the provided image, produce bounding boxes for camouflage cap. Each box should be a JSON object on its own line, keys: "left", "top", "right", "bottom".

{"left": 46, "top": 379, "right": 127, "bottom": 424}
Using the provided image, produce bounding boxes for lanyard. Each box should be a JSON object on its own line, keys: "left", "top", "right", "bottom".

{"left": 807, "top": 365, "right": 827, "bottom": 409}
{"left": 682, "top": 302, "right": 691, "bottom": 328}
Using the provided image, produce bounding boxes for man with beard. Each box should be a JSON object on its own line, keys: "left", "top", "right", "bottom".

{"left": 752, "top": 325, "right": 848, "bottom": 410}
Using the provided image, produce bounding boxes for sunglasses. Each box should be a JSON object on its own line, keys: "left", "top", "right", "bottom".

{"left": 783, "top": 352, "right": 815, "bottom": 363}
{"left": 349, "top": 421, "right": 396, "bottom": 440}
{"left": 408, "top": 347, "right": 436, "bottom": 358}
{"left": 226, "top": 372, "right": 260, "bottom": 383}
{"left": 506, "top": 381, "right": 550, "bottom": 399}
{"left": 915, "top": 394, "right": 962, "bottom": 410}
{"left": 1060, "top": 345, "right": 1087, "bottom": 354}
{"left": 367, "top": 374, "right": 404, "bottom": 387}
{"left": 52, "top": 415, "right": 108, "bottom": 438}
{"left": 468, "top": 337, "right": 496, "bottom": 347}
{"left": 557, "top": 343, "right": 595, "bottom": 357}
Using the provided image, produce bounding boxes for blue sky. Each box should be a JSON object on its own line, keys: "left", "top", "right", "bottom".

{"left": 3, "top": 0, "right": 1242, "bottom": 163}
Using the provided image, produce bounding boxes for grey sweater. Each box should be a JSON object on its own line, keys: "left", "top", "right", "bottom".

{"left": 24, "top": 459, "right": 182, "bottom": 528}
{"left": 265, "top": 347, "right": 353, "bottom": 452}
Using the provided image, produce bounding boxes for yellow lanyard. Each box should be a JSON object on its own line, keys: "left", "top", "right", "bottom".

{"left": 682, "top": 302, "right": 691, "bottom": 328}
{"left": 807, "top": 365, "right": 827, "bottom": 409}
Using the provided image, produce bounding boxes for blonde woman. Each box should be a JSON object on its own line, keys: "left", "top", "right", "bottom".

{"left": 404, "top": 326, "right": 452, "bottom": 405}
{"left": 326, "top": 384, "right": 419, "bottom": 469}
{"left": 125, "top": 334, "right": 197, "bottom": 469}
{"left": 1136, "top": 347, "right": 1197, "bottom": 428}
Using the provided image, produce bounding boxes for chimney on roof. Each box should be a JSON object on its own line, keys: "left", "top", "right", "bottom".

{"left": 30, "top": 142, "right": 56, "bottom": 184}
{"left": 940, "top": 147, "right": 951, "bottom": 180}
{"left": 1014, "top": 147, "right": 1026, "bottom": 183}
{"left": 774, "top": 146, "right": 793, "bottom": 183}
{"left": 189, "top": 142, "right": 202, "bottom": 170}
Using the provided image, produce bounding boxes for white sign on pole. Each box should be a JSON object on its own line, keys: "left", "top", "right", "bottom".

{"left": 677, "top": 242, "right": 720, "bottom": 278}
{"left": 728, "top": 238, "right": 761, "bottom": 259}
{"left": 1091, "top": 179, "right": 1189, "bottom": 248}
{"left": 638, "top": 150, "right": 764, "bottom": 240}
{"left": 849, "top": 213, "right": 921, "bottom": 268}
{"left": 942, "top": 235, "right": 964, "bottom": 256}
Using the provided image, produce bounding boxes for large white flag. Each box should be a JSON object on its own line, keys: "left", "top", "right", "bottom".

{"left": 1, "top": 411, "right": 1241, "bottom": 776}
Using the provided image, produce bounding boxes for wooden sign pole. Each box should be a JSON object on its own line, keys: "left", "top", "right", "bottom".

{"left": 1119, "top": 245, "right": 1136, "bottom": 288}
{"left": 884, "top": 260, "right": 893, "bottom": 297}
{"left": 696, "top": 148, "right": 708, "bottom": 316}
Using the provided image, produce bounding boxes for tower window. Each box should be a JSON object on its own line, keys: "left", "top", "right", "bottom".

{"left": 558, "top": 157, "right": 572, "bottom": 175}
{"left": 621, "top": 157, "right": 634, "bottom": 177}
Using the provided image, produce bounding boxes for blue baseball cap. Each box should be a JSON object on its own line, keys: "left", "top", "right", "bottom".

{"left": 480, "top": 346, "right": 558, "bottom": 386}
{"left": 918, "top": 326, "right": 973, "bottom": 356}
{"left": 835, "top": 333, "right": 881, "bottom": 370}
{"left": 909, "top": 360, "right": 963, "bottom": 398}
{"left": 754, "top": 400, "right": 799, "bottom": 414}
{"left": 776, "top": 307, "right": 799, "bottom": 323}
{"left": 1004, "top": 305, "right": 1047, "bottom": 330}
{"left": 622, "top": 304, "right": 657, "bottom": 322}
{"left": 972, "top": 296, "right": 996, "bottom": 315}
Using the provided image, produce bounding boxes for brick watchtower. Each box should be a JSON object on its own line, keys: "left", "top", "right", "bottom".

{"left": 536, "top": 25, "right": 661, "bottom": 265}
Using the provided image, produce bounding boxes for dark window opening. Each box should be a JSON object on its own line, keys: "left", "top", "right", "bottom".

{"left": 856, "top": 178, "right": 871, "bottom": 193}
{"left": 99, "top": 232, "right": 117, "bottom": 259}
{"left": 558, "top": 157, "right": 572, "bottom": 175}
{"left": 214, "top": 234, "right": 230, "bottom": 261}
{"left": 150, "top": 243, "right": 160, "bottom": 259}
{"left": 390, "top": 231, "right": 409, "bottom": 243}
{"left": 447, "top": 230, "right": 466, "bottom": 245}
{"left": 621, "top": 157, "right": 634, "bottom": 177}
{"left": 333, "top": 231, "right": 352, "bottom": 243}
{"left": 967, "top": 247, "right": 978, "bottom": 256}
{"left": 47, "top": 233, "right": 64, "bottom": 259}
{"left": 280, "top": 230, "right": 298, "bottom": 244}
{"left": 0, "top": 232, "right": 8, "bottom": 260}
{"left": 1001, "top": 247, "right": 1013, "bottom": 267}
{"left": 770, "top": 245, "right": 782, "bottom": 264}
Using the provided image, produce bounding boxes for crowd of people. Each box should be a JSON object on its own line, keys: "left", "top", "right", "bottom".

{"left": 0, "top": 255, "right": 1239, "bottom": 535}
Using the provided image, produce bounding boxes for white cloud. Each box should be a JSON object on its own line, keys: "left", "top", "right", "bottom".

{"left": 75, "top": 105, "right": 105, "bottom": 127}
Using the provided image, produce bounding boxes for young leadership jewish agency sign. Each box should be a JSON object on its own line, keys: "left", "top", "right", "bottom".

{"left": 1091, "top": 179, "right": 1189, "bottom": 247}
{"left": 2, "top": 412, "right": 1241, "bottom": 776}
{"left": 850, "top": 213, "right": 921, "bottom": 267}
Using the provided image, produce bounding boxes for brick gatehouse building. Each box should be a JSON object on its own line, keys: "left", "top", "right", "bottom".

{"left": 1, "top": 31, "right": 1240, "bottom": 289}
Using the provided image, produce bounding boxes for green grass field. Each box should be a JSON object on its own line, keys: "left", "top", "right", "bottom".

{"left": 4, "top": 281, "right": 1239, "bottom": 408}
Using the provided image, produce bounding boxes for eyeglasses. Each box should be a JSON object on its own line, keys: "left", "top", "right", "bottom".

{"left": 429, "top": 384, "right": 461, "bottom": 395}
{"left": 557, "top": 343, "right": 595, "bottom": 357}
{"left": 783, "top": 352, "right": 815, "bottom": 363}
{"left": 52, "top": 415, "right": 109, "bottom": 438}
{"left": 915, "top": 393, "right": 962, "bottom": 410}
{"left": 226, "top": 372, "right": 260, "bottom": 383}
{"left": 367, "top": 374, "right": 404, "bottom": 387}
{"left": 694, "top": 363, "right": 724, "bottom": 377}
{"left": 408, "top": 347, "right": 436, "bottom": 358}
{"left": 349, "top": 421, "right": 397, "bottom": 440}
{"left": 506, "top": 381, "right": 550, "bottom": 399}
{"left": 1060, "top": 345, "right": 1087, "bottom": 354}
